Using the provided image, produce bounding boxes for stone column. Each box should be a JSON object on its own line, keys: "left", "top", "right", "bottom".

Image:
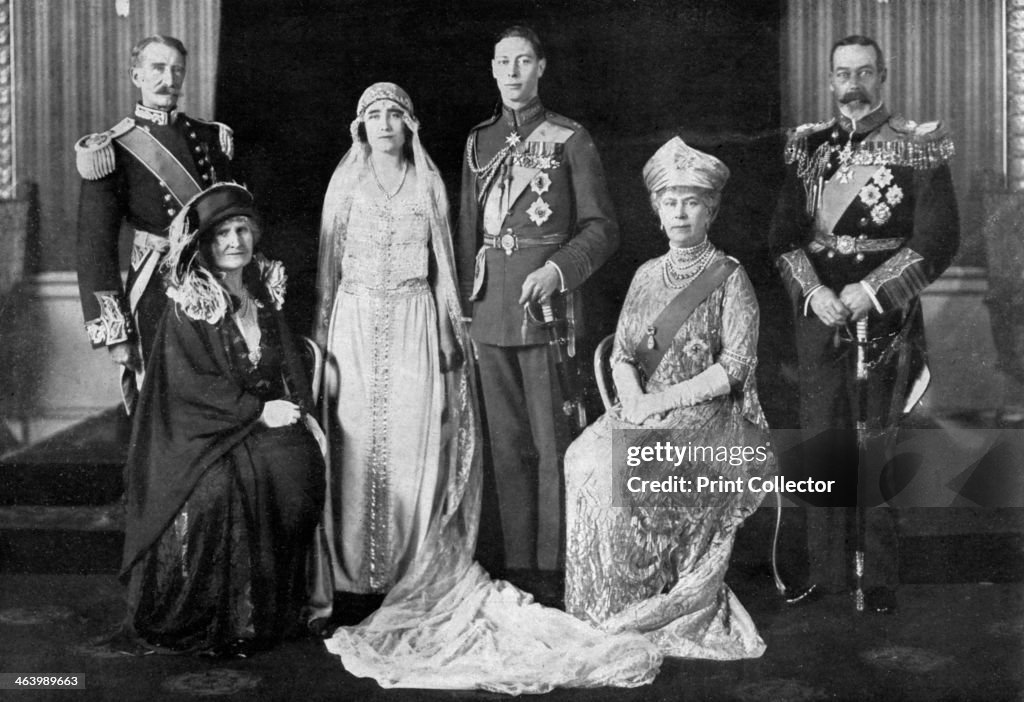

{"left": 1010, "top": 0, "right": 1024, "bottom": 191}
{"left": 0, "top": 0, "right": 13, "bottom": 201}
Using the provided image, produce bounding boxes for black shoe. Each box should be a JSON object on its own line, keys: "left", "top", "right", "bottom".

{"left": 863, "top": 586, "right": 898, "bottom": 614}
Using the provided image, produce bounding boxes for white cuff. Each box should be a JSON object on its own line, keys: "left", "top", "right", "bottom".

{"left": 859, "top": 280, "right": 884, "bottom": 314}
{"left": 803, "top": 285, "right": 825, "bottom": 316}
{"left": 545, "top": 260, "right": 567, "bottom": 292}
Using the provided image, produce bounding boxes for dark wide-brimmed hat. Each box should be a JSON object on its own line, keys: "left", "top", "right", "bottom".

{"left": 189, "top": 182, "right": 257, "bottom": 236}
{"left": 165, "top": 182, "right": 258, "bottom": 277}
{"left": 162, "top": 183, "right": 261, "bottom": 323}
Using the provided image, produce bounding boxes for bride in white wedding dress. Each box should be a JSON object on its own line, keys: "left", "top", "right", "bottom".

{"left": 311, "top": 82, "right": 661, "bottom": 695}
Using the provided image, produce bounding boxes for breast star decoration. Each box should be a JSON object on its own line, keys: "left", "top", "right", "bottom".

{"left": 858, "top": 166, "right": 903, "bottom": 226}
{"left": 530, "top": 172, "right": 551, "bottom": 196}
{"left": 526, "top": 197, "right": 552, "bottom": 226}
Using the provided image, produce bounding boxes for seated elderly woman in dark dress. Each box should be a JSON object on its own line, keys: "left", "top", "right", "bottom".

{"left": 564, "top": 137, "right": 775, "bottom": 660}
{"left": 120, "top": 183, "right": 325, "bottom": 656}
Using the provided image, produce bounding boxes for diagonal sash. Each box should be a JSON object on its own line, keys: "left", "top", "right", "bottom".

{"left": 502, "top": 121, "right": 573, "bottom": 211}
{"left": 115, "top": 127, "right": 202, "bottom": 206}
{"left": 816, "top": 132, "right": 887, "bottom": 236}
{"left": 635, "top": 257, "right": 738, "bottom": 380}
{"left": 481, "top": 120, "right": 574, "bottom": 235}
{"left": 113, "top": 127, "right": 202, "bottom": 414}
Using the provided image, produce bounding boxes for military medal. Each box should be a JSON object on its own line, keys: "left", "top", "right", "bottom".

{"left": 526, "top": 197, "right": 552, "bottom": 226}
{"left": 646, "top": 325, "right": 657, "bottom": 350}
{"left": 837, "top": 140, "right": 854, "bottom": 184}
{"left": 530, "top": 171, "right": 551, "bottom": 195}
{"left": 858, "top": 166, "right": 902, "bottom": 226}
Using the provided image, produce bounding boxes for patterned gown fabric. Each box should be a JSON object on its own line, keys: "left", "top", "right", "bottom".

{"left": 123, "top": 278, "right": 325, "bottom": 653}
{"left": 323, "top": 176, "right": 443, "bottom": 593}
{"left": 565, "top": 249, "right": 772, "bottom": 660}
{"left": 315, "top": 142, "right": 662, "bottom": 693}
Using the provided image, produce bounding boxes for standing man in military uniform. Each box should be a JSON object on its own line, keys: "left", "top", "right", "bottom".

{"left": 76, "top": 34, "right": 234, "bottom": 412}
{"left": 769, "top": 35, "right": 959, "bottom": 613}
{"left": 457, "top": 26, "right": 619, "bottom": 575}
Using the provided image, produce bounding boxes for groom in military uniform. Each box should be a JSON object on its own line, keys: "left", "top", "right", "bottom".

{"left": 769, "top": 35, "right": 960, "bottom": 612}
{"left": 76, "top": 34, "right": 234, "bottom": 412}
{"left": 457, "top": 26, "right": 619, "bottom": 575}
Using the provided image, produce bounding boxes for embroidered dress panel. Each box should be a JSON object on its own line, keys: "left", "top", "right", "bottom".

{"left": 326, "top": 175, "right": 442, "bottom": 593}
{"left": 341, "top": 185, "right": 428, "bottom": 294}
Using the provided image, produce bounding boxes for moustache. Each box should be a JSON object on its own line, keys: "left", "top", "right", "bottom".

{"left": 839, "top": 88, "right": 870, "bottom": 104}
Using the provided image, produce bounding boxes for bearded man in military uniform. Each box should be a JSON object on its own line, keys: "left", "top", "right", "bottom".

{"left": 769, "top": 35, "right": 960, "bottom": 613}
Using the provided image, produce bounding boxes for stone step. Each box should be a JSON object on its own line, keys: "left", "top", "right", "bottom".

{"left": 0, "top": 504, "right": 124, "bottom": 573}
{"left": 0, "top": 461, "right": 123, "bottom": 506}
{"left": 0, "top": 407, "right": 126, "bottom": 506}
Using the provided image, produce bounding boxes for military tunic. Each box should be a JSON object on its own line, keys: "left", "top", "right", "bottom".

{"left": 76, "top": 102, "right": 234, "bottom": 367}
{"left": 456, "top": 98, "right": 618, "bottom": 570}
{"left": 768, "top": 104, "right": 959, "bottom": 589}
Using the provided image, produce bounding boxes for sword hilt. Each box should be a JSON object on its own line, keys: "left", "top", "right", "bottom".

{"left": 856, "top": 318, "right": 869, "bottom": 381}
{"left": 541, "top": 301, "right": 555, "bottom": 324}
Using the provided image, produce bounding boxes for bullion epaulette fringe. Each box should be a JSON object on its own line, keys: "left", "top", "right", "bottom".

{"left": 74, "top": 118, "right": 134, "bottom": 180}
{"left": 783, "top": 119, "right": 834, "bottom": 166}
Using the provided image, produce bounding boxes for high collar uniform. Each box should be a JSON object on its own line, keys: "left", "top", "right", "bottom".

{"left": 768, "top": 103, "right": 959, "bottom": 591}
{"left": 75, "top": 102, "right": 235, "bottom": 363}
{"left": 456, "top": 97, "right": 619, "bottom": 571}
{"left": 457, "top": 97, "right": 619, "bottom": 346}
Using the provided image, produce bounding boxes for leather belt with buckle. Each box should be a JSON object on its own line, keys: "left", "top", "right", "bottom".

{"left": 484, "top": 231, "right": 567, "bottom": 256}
{"left": 809, "top": 233, "right": 904, "bottom": 257}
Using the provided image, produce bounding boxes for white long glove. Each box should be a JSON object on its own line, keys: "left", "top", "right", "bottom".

{"left": 611, "top": 362, "right": 643, "bottom": 402}
{"left": 620, "top": 363, "right": 731, "bottom": 424}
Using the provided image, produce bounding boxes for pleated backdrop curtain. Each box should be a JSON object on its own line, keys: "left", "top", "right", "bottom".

{"left": 781, "top": 0, "right": 1005, "bottom": 222}
{"left": 13, "top": 0, "right": 220, "bottom": 271}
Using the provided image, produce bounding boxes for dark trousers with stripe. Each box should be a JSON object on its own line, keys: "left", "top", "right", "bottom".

{"left": 793, "top": 313, "right": 902, "bottom": 591}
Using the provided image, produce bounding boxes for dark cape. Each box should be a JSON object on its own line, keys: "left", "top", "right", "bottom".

{"left": 121, "top": 274, "right": 324, "bottom": 651}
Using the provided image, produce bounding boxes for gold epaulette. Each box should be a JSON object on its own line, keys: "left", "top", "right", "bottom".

{"left": 784, "top": 119, "right": 834, "bottom": 165}
{"left": 887, "top": 115, "right": 954, "bottom": 165}
{"left": 189, "top": 117, "right": 235, "bottom": 159}
{"left": 889, "top": 115, "right": 949, "bottom": 141}
{"left": 74, "top": 118, "right": 134, "bottom": 180}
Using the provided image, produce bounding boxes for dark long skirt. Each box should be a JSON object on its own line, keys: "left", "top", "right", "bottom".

{"left": 125, "top": 423, "right": 325, "bottom": 654}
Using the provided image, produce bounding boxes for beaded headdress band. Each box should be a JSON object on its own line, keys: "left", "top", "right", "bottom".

{"left": 643, "top": 136, "right": 730, "bottom": 195}
{"left": 349, "top": 82, "right": 419, "bottom": 142}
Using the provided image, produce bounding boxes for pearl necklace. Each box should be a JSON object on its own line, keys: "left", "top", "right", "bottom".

{"left": 370, "top": 159, "right": 408, "bottom": 201}
{"left": 662, "top": 239, "right": 715, "bottom": 288}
